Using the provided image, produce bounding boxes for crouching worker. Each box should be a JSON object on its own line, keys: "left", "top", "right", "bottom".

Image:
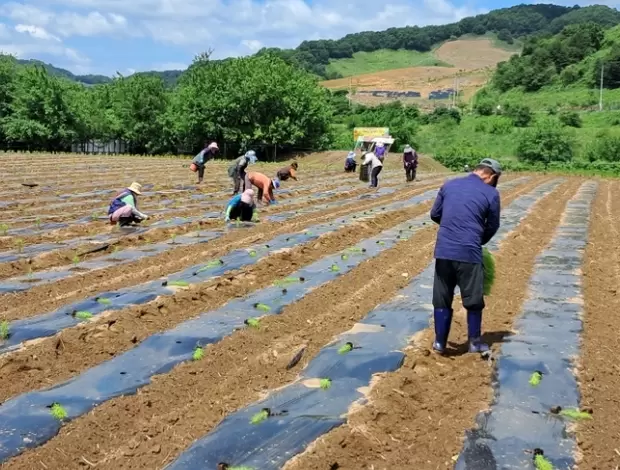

{"left": 229, "top": 150, "right": 257, "bottom": 195}
{"left": 344, "top": 152, "right": 357, "bottom": 172}
{"left": 277, "top": 161, "right": 298, "bottom": 181}
{"left": 225, "top": 189, "right": 256, "bottom": 222}
{"left": 246, "top": 171, "right": 280, "bottom": 204}
{"left": 108, "top": 182, "right": 149, "bottom": 227}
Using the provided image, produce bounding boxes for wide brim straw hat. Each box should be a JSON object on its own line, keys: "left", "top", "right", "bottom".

{"left": 241, "top": 189, "right": 254, "bottom": 204}
{"left": 128, "top": 182, "right": 142, "bottom": 195}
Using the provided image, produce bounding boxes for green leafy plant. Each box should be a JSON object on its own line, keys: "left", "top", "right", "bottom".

{"left": 253, "top": 303, "right": 270, "bottom": 312}
{"left": 329, "top": 264, "right": 340, "bottom": 272}
{"left": 320, "top": 378, "right": 332, "bottom": 389}
{"left": 72, "top": 253, "right": 80, "bottom": 265}
{"left": 248, "top": 250, "right": 257, "bottom": 257}
{"left": 192, "top": 345, "right": 205, "bottom": 361}
{"left": 529, "top": 370, "right": 543, "bottom": 386}
{"left": 533, "top": 449, "right": 552, "bottom": 470}
{"left": 338, "top": 342, "right": 354, "bottom": 354}
{"left": 244, "top": 318, "right": 260, "bottom": 328}
{"left": 0, "top": 320, "right": 9, "bottom": 340}
{"left": 96, "top": 297, "right": 112, "bottom": 305}
{"left": 273, "top": 277, "right": 304, "bottom": 287}
{"left": 167, "top": 280, "right": 189, "bottom": 287}
{"left": 195, "top": 259, "right": 224, "bottom": 274}
{"left": 14, "top": 238, "right": 24, "bottom": 253}
{"left": 250, "top": 408, "right": 270, "bottom": 424}
{"left": 0, "top": 223, "right": 9, "bottom": 236}
{"left": 482, "top": 248, "right": 495, "bottom": 295}
{"left": 74, "top": 311, "right": 93, "bottom": 320}
{"left": 50, "top": 403, "right": 68, "bottom": 421}
{"left": 35, "top": 217, "right": 41, "bottom": 229}
{"left": 550, "top": 406, "right": 592, "bottom": 420}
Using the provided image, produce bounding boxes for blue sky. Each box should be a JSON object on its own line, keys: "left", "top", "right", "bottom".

{"left": 0, "top": 0, "right": 612, "bottom": 76}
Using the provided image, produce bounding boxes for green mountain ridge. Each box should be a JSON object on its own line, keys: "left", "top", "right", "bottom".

{"left": 12, "top": 3, "right": 620, "bottom": 86}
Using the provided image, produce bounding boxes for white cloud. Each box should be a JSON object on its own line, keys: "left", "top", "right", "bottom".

{"left": 0, "top": 23, "right": 11, "bottom": 40}
{"left": 15, "top": 23, "right": 61, "bottom": 41}
{"left": 54, "top": 11, "right": 130, "bottom": 37}
{"left": 241, "top": 39, "right": 263, "bottom": 52}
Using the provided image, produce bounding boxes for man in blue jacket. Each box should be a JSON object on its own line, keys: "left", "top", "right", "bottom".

{"left": 429, "top": 158, "right": 502, "bottom": 354}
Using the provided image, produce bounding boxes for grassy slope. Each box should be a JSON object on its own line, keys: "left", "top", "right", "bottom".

{"left": 325, "top": 33, "right": 518, "bottom": 79}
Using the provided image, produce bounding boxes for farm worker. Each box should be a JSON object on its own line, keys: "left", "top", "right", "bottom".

{"left": 429, "top": 158, "right": 502, "bottom": 354}
{"left": 246, "top": 171, "right": 280, "bottom": 204}
{"left": 224, "top": 189, "right": 256, "bottom": 222}
{"left": 363, "top": 151, "right": 383, "bottom": 188}
{"left": 375, "top": 142, "right": 386, "bottom": 162}
{"left": 191, "top": 141, "right": 219, "bottom": 184}
{"left": 403, "top": 145, "right": 419, "bottom": 182}
{"left": 277, "top": 161, "right": 298, "bottom": 181}
{"left": 108, "top": 182, "right": 149, "bottom": 227}
{"left": 228, "top": 150, "right": 257, "bottom": 195}
{"left": 344, "top": 151, "right": 357, "bottom": 172}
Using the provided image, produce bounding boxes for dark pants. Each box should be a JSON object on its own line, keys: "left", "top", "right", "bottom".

{"left": 232, "top": 168, "right": 247, "bottom": 194}
{"left": 197, "top": 164, "right": 205, "bottom": 182}
{"left": 405, "top": 165, "right": 416, "bottom": 181}
{"left": 277, "top": 170, "right": 289, "bottom": 181}
{"left": 229, "top": 202, "right": 254, "bottom": 221}
{"left": 345, "top": 161, "right": 356, "bottom": 172}
{"left": 119, "top": 215, "right": 143, "bottom": 227}
{"left": 432, "top": 259, "right": 485, "bottom": 311}
{"left": 370, "top": 166, "right": 382, "bottom": 187}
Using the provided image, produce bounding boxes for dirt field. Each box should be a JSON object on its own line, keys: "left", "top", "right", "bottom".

{"left": 0, "top": 152, "right": 616, "bottom": 469}
{"left": 322, "top": 38, "right": 516, "bottom": 105}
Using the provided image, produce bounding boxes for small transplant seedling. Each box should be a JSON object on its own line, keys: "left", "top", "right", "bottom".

{"left": 50, "top": 403, "right": 68, "bottom": 421}
{"left": 217, "top": 462, "right": 253, "bottom": 470}
{"left": 244, "top": 318, "right": 260, "bottom": 328}
{"left": 0, "top": 320, "right": 9, "bottom": 340}
{"left": 248, "top": 250, "right": 257, "bottom": 257}
{"left": 329, "top": 264, "right": 340, "bottom": 272}
{"left": 273, "top": 277, "right": 304, "bottom": 287}
{"left": 550, "top": 406, "right": 592, "bottom": 420}
{"left": 194, "top": 259, "right": 224, "bottom": 274}
{"left": 253, "top": 303, "right": 270, "bottom": 312}
{"left": 249, "top": 407, "right": 286, "bottom": 425}
{"left": 320, "top": 378, "right": 332, "bottom": 389}
{"left": 529, "top": 370, "right": 543, "bottom": 386}
{"left": 533, "top": 449, "right": 552, "bottom": 470}
{"left": 73, "top": 310, "right": 93, "bottom": 320}
{"left": 192, "top": 346, "right": 205, "bottom": 361}
{"left": 0, "top": 223, "right": 9, "bottom": 236}
{"left": 338, "top": 342, "right": 354, "bottom": 354}
{"left": 166, "top": 280, "right": 190, "bottom": 287}
{"left": 14, "top": 239, "right": 24, "bottom": 253}
{"left": 96, "top": 297, "right": 112, "bottom": 305}
{"left": 72, "top": 253, "right": 80, "bottom": 265}
{"left": 35, "top": 217, "right": 42, "bottom": 229}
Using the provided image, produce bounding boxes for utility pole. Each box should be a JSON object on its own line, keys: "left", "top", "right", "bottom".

{"left": 599, "top": 64, "right": 604, "bottom": 111}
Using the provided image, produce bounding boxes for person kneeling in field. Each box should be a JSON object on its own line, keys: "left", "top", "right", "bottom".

{"left": 246, "top": 171, "right": 280, "bottom": 204}
{"left": 108, "top": 182, "right": 149, "bottom": 227}
{"left": 225, "top": 189, "right": 256, "bottom": 222}
{"left": 344, "top": 151, "right": 357, "bottom": 172}
{"left": 276, "top": 161, "right": 298, "bottom": 181}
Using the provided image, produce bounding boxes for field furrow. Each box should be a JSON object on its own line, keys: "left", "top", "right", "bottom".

{"left": 0, "top": 176, "right": 544, "bottom": 468}
{"left": 281, "top": 178, "right": 582, "bottom": 470}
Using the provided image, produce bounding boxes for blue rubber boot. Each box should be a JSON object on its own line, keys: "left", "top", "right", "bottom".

{"left": 433, "top": 308, "right": 453, "bottom": 354}
{"left": 467, "top": 310, "right": 490, "bottom": 353}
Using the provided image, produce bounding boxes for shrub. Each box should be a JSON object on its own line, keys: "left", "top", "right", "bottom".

{"left": 474, "top": 99, "right": 494, "bottom": 116}
{"left": 516, "top": 119, "right": 574, "bottom": 166}
{"left": 434, "top": 140, "right": 489, "bottom": 171}
{"left": 584, "top": 134, "right": 620, "bottom": 162}
{"left": 501, "top": 103, "right": 532, "bottom": 127}
{"left": 487, "top": 116, "right": 514, "bottom": 135}
{"left": 558, "top": 111, "right": 582, "bottom": 128}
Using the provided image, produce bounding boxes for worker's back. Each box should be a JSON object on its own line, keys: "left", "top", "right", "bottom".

{"left": 432, "top": 174, "right": 500, "bottom": 264}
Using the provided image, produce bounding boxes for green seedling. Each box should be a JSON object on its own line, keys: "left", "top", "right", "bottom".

{"left": 244, "top": 318, "right": 260, "bottom": 328}
{"left": 14, "top": 238, "right": 24, "bottom": 253}
{"left": 529, "top": 370, "right": 543, "bottom": 387}
{"left": 251, "top": 210, "right": 260, "bottom": 222}
{"left": 341, "top": 254, "right": 349, "bottom": 260}
{"left": 273, "top": 277, "right": 304, "bottom": 287}
{"left": 170, "top": 234, "right": 177, "bottom": 244}
{"left": 192, "top": 346, "right": 205, "bottom": 361}
{"left": 533, "top": 449, "right": 553, "bottom": 470}
{"left": 482, "top": 248, "right": 495, "bottom": 295}
{"left": 50, "top": 403, "right": 68, "bottom": 421}
{"left": 250, "top": 408, "right": 271, "bottom": 425}
{"left": 253, "top": 303, "right": 270, "bottom": 312}
{"left": 0, "top": 223, "right": 9, "bottom": 236}
{"left": 338, "top": 342, "right": 354, "bottom": 354}
{"left": 345, "top": 247, "right": 365, "bottom": 254}
{"left": 72, "top": 253, "right": 80, "bottom": 265}
{"left": 329, "top": 264, "right": 340, "bottom": 272}
{"left": 550, "top": 406, "right": 592, "bottom": 420}
{"left": 167, "top": 280, "right": 189, "bottom": 287}
{"left": 320, "top": 378, "right": 332, "bottom": 390}
{"left": 195, "top": 260, "right": 224, "bottom": 273}
{"left": 96, "top": 297, "right": 112, "bottom": 305}
{"left": 248, "top": 250, "right": 257, "bottom": 257}
{"left": 73, "top": 311, "right": 93, "bottom": 320}
{"left": 376, "top": 240, "right": 385, "bottom": 245}
{"left": 91, "top": 212, "right": 99, "bottom": 220}
{"left": 35, "top": 217, "right": 41, "bottom": 229}
{"left": 0, "top": 320, "right": 9, "bottom": 340}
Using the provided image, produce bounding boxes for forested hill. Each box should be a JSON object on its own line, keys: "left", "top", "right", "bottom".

{"left": 19, "top": 3, "right": 620, "bottom": 85}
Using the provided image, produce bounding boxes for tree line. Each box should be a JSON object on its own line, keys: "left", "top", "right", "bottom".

{"left": 0, "top": 53, "right": 333, "bottom": 156}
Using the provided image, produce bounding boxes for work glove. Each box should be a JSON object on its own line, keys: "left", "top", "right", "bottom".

{"left": 224, "top": 216, "right": 230, "bottom": 222}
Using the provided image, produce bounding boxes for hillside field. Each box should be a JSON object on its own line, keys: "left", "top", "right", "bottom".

{"left": 322, "top": 36, "right": 519, "bottom": 106}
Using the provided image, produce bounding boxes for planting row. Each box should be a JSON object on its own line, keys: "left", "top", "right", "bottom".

{"left": 0, "top": 177, "right": 546, "bottom": 463}
{"left": 164, "top": 178, "right": 566, "bottom": 469}
{"left": 455, "top": 181, "right": 597, "bottom": 469}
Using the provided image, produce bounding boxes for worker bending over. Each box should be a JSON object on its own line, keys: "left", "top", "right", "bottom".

{"left": 344, "top": 152, "right": 357, "bottom": 172}
{"left": 363, "top": 151, "right": 383, "bottom": 188}
{"left": 229, "top": 150, "right": 257, "bottom": 195}
{"left": 246, "top": 171, "right": 280, "bottom": 204}
{"left": 403, "top": 145, "right": 419, "bottom": 182}
{"left": 192, "top": 142, "right": 219, "bottom": 184}
{"left": 429, "top": 158, "right": 502, "bottom": 355}
{"left": 225, "top": 189, "right": 256, "bottom": 222}
{"left": 277, "top": 162, "right": 298, "bottom": 181}
{"left": 108, "top": 182, "right": 149, "bottom": 227}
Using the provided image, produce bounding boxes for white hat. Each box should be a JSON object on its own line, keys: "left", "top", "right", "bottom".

{"left": 207, "top": 142, "right": 219, "bottom": 150}
{"left": 127, "top": 182, "right": 142, "bottom": 195}
{"left": 241, "top": 189, "right": 254, "bottom": 204}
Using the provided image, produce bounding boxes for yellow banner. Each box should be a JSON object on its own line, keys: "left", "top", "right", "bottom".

{"left": 353, "top": 127, "right": 389, "bottom": 141}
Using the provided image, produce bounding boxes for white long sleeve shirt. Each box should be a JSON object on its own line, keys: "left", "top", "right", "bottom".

{"left": 363, "top": 152, "right": 383, "bottom": 170}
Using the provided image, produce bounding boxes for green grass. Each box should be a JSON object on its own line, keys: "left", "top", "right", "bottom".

{"left": 326, "top": 49, "right": 452, "bottom": 78}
